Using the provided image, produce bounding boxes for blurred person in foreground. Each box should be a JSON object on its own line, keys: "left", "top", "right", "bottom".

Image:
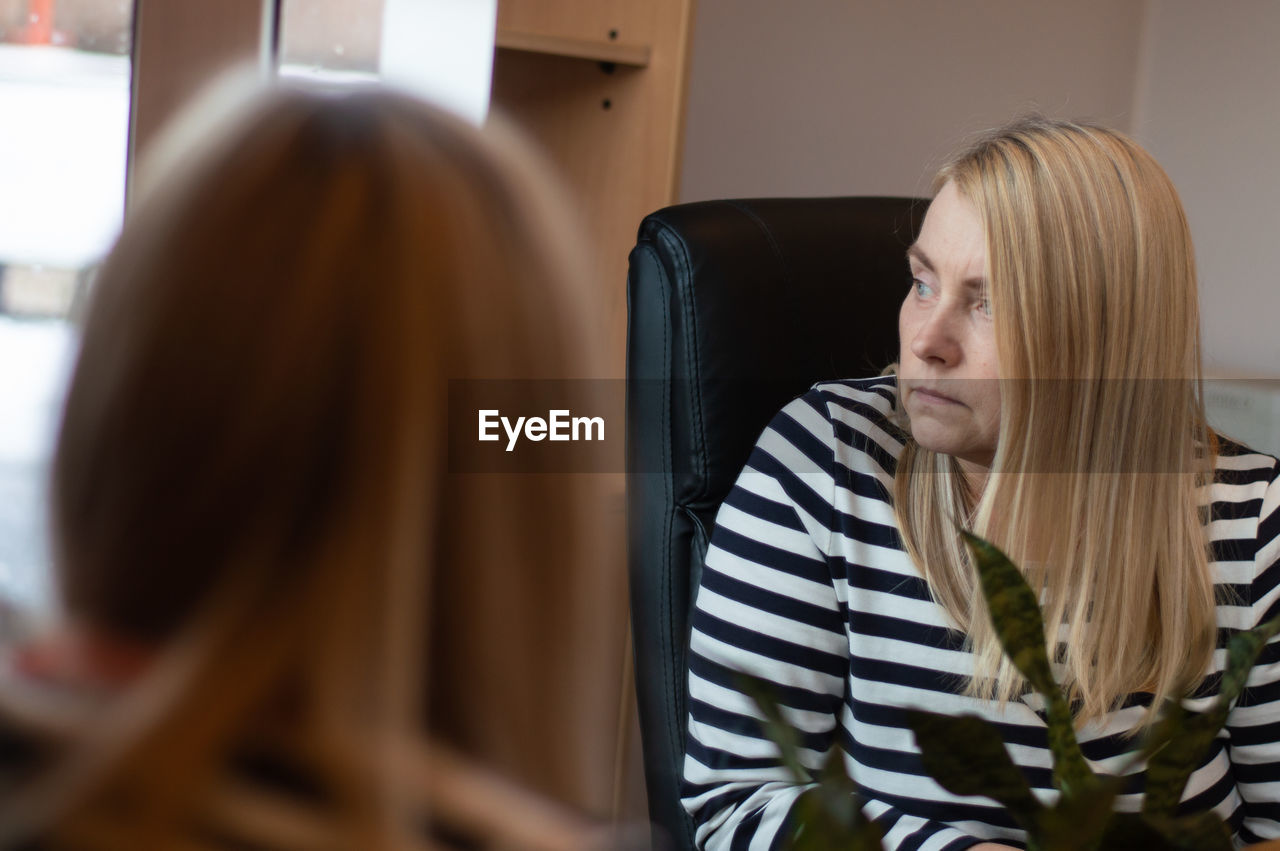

{"left": 0, "top": 80, "right": 624, "bottom": 849}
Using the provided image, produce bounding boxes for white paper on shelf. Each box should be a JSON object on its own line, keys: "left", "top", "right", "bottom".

{"left": 379, "top": 0, "right": 497, "bottom": 126}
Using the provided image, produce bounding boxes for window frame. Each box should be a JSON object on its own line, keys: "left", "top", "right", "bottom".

{"left": 127, "top": 0, "right": 278, "bottom": 213}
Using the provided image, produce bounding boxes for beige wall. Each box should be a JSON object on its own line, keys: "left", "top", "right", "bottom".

{"left": 678, "top": 0, "right": 1146, "bottom": 201}
{"left": 678, "top": 0, "right": 1280, "bottom": 377}
{"left": 1131, "top": 0, "right": 1280, "bottom": 377}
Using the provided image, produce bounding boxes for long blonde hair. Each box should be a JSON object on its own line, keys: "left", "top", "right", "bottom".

{"left": 894, "top": 116, "right": 1217, "bottom": 728}
{"left": 2, "top": 81, "right": 617, "bottom": 847}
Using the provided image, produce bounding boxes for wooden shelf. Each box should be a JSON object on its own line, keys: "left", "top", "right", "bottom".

{"left": 495, "top": 29, "right": 650, "bottom": 67}
{"left": 490, "top": 0, "right": 693, "bottom": 826}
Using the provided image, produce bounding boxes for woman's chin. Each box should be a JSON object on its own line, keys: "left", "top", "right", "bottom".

{"left": 908, "top": 422, "right": 964, "bottom": 457}
{"left": 909, "top": 427, "right": 993, "bottom": 469}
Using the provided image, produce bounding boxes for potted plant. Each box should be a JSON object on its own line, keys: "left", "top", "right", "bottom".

{"left": 746, "top": 532, "right": 1280, "bottom": 851}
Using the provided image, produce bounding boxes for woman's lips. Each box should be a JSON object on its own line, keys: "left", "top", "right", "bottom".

{"left": 911, "top": 386, "right": 964, "bottom": 406}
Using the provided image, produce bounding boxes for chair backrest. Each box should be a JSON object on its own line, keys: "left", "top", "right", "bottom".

{"left": 625, "top": 196, "right": 925, "bottom": 849}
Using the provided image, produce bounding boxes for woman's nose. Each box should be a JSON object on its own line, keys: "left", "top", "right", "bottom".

{"left": 909, "top": 307, "right": 962, "bottom": 365}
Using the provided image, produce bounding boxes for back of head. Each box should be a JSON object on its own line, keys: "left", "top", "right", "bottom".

{"left": 55, "top": 82, "right": 598, "bottom": 643}
{"left": 24, "top": 80, "right": 614, "bottom": 846}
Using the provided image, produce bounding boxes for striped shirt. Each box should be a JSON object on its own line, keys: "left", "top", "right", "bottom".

{"left": 682, "top": 376, "right": 1280, "bottom": 851}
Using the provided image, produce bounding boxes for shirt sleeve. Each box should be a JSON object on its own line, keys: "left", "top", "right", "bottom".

{"left": 1228, "top": 463, "right": 1280, "bottom": 846}
{"left": 680, "top": 393, "right": 989, "bottom": 851}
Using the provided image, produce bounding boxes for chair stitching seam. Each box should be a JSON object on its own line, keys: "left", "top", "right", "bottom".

{"left": 653, "top": 225, "right": 701, "bottom": 847}
{"left": 657, "top": 224, "right": 706, "bottom": 496}
{"left": 641, "top": 233, "right": 693, "bottom": 843}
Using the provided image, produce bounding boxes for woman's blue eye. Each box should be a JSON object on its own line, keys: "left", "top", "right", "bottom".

{"left": 977, "top": 295, "right": 991, "bottom": 316}
{"left": 912, "top": 278, "right": 933, "bottom": 298}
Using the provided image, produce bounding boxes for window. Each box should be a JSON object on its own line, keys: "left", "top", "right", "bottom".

{"left": 0, "top": 0, "right": 131, "bottom": 619}
{"left": 277, "top": 0, "right": 496, "bottom": 123}
{"left": 278, "top": 0, "right": 380, "bottom": 83}
{"left": 0, "top": 0, "right": 500, "bottom": 629}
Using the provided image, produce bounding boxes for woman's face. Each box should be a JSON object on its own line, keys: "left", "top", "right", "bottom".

{"left": 898, "top": 180, "right": 1001, "bottom": 474}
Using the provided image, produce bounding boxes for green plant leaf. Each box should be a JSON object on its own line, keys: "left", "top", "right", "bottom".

{"left": 813, "top": 744, "right": 858, "bottom": 798}
{"left": 1035, "top": 773, "right": 1122, "bottom": 851}
{"left": 1218, "top": 615, "right": 1280, "bottom": 711}
{"left": 790, "top": 782, "right": 885, "bottom": 851}
{"left": 789, "top": 749, "right": 883, "bottom": 850}
{"left": 961, "top": 532, "right": 1094, "bottom": 797}
{"left": 961, "top": 532, "right": 1058, "bottom": 694}
{"left": 1139, "top": 810, "right": 1232, "bottom": 851}
{"left": 810, "top": 747, "right": 860, "bottom": 825}
{"left": 1094, "top": 812, "right": 1177, "bottom": 851}
{"left": 1042, "top": 691, "right": 1097, "bottom": 798}
{"left": 1141, "top": 702, "right": 1220, "bottom": 818}
{"left": 739, "top": 676, "right": 885, "bottom": 850}
{"left": 739, "top": 673, "right": 812, "bottom": 784}
{"left": 905, "top": 710, "right": 1043, "bottom": 828}
{"left": 1143, "top": 614, "right": 1280, "bottom": 817}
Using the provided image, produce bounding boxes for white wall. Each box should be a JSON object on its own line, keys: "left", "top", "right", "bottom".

{"left": 1131, "top": 0, "right": 1280, "bottom": 378}
{"left": 678, "top": 0, "right": 1280, "bottom": 386}
{"left": 678, "top": 0, "right": 1146, "bottom": 202}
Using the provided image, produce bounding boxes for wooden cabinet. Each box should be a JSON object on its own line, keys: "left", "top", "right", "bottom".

{"left": 131, "top": 1, "right": 695, "bottom": 369}
{"left": 493, "top": 0, "right": 695, "bottom": 376}
{"left": 491, "top": 3, "right": 695, "bottom": 824}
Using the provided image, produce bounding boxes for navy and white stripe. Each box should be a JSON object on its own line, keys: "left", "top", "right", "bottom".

{"left": 683, "top": 375, "right": 1280, "bottom": 851}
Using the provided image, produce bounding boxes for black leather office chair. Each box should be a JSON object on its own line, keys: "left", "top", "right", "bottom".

{"left": 625, "top": 196, "right": 926, "bottom": 850}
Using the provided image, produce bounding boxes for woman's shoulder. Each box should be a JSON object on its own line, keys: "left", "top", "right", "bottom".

{"left": 1208, "top": 433, "right": 1280, "bottom": 522}
{"left": 1212, "top": 433, "right": 1280, "bottom": 484}
{"left": 762, "top": 375, "right": 906, "bottom": 488}
{"left": 788, "top": 375, "right": 903, "bottom": 432}
{"left": 1206, "top": 434, "right": 1280, "bottom": 608}
{"left": 793, "top": 375, "right": 908, "bottom": 452}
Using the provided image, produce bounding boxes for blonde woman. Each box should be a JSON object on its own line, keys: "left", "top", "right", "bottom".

{"left": 0, "top": 82, "right": 622, "bottom": 848}
{"left": 682, "top": 117, "right": 1280, "bottom": 849}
